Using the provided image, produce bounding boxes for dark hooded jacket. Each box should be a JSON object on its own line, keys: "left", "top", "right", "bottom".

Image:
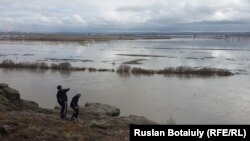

{"left": 57, "top": 88, "right": 70, "bottom": 105}
{"left": 70, "top": 95, "right": 80, "bottom": 108}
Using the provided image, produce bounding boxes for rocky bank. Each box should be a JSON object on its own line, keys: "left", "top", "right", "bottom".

{"left": 0, "top": 83, "right": 156, "bottom": 141}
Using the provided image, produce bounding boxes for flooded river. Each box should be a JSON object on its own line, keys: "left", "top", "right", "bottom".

{"left": 0, "top": 38, "right": 250, "bottom": 124}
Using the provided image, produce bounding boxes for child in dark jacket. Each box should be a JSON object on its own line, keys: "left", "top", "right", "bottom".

{"left": 70, "top": 93, "right": 81, "bottom": 120}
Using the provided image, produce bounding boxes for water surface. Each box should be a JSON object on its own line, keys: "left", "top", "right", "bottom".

{"left": 0, "top": 38, "right": 250, "bottom": 124}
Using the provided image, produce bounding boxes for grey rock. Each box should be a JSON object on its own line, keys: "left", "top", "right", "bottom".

{"left": 3, "top": 87, "right": 21, "bottom": 106}
{"left": 0, "top": 124, "right": 13, "bottom": 135}
{"left": 0, "top": 83, "right": 52, "bottom": 113}
{"left": 85, "top": 103, "right": 120, "bottom": 117}
{"left": 0, "top": 84, "right": 21, "bottom": 110}
{"left": 90, "top": 120, "right": 114, "bottom": 129}
{"left": 0, "top": 83, "right": 8, "bottom": 89}
{"left": 22, "top": 100, "right": 39, "bottom": 108}
{"left": 0, "top": 95, "right": 17, "bottom": 110}
{"left": 21, "top": 100, "right": 52, "bottom": 114}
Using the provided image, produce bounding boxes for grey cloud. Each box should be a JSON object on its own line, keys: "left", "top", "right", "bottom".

{"left": 116, "top": 5, "right": 153, "bottom": 12}
{"left": 0, "top": 0, "right": 249, "bottom": 32}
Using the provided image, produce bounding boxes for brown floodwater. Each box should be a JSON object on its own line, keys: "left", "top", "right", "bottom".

{"left": 0, "top": 39, "right": 250, "bottom": 124}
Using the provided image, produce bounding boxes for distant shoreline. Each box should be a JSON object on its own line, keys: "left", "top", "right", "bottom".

{"left": 1, "top": 32, "right": 250, "bottom": 42}
{"left": 0, "top": 33, "right": 171, "bottom": 42}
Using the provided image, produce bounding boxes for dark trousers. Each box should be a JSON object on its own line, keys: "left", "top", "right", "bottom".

{"left": 71, "top": 106, "right": 79, "bottom": 119}
{"left": 60, "top": 101, "right": 67, "bottom": 119}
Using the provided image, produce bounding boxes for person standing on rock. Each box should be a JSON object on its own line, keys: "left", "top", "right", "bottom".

{"left": 56, "top": 85, "right": 70, "bottom": 119}
{"left": 70, "top": 93, "right": 81, "bottom": 121}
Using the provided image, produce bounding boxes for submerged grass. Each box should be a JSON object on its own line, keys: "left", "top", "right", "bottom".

{"left": 0, "top": 59, "right": 114, "bottom": 73}
{"left": 123, "top": 59, "right": 147, "bottom": 65}
{"left": 116, "top": 65, "right": 131, "bottom": 73}
{"left": 115, "top": 54, "right": 166, "bottom": 58}
{"left": 0, "top": 59, "right": 49, "bottom": 69}
{"left": 160, "top": 66, "right": 234, "bottom": 76}
{"left": 88, "top": 67, "right": 97, "bottom": 72}
{"left": 51, "top": 62, "right": 72, "bottom": 70}
{"left": 97, "top": 69, "right": 115, "bottom": 72}
{"left": 0, "top": 60, "right": 234, "bottom": 76}
{"left": 117, "top": 65, "right": 234, "bottom": 76}
{"left": 131, "top": 67, "right": 155, "bottom": 75}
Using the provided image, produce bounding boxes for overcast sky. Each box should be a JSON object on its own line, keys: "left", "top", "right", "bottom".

{"left": 0, "top": 0, "right": 250, "bottom": 33}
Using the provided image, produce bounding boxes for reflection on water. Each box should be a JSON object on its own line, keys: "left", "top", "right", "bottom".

{"left": 0, "top": 39, "right": 250, "bottom": 72}
{"left": 0, "top": 39, "right": 250, "bottom": 124}
{"left": 0, "top": 68, "right": 250, "bottom": 124}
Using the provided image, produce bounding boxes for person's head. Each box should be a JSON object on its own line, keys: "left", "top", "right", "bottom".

{"left": 76, "top": 93, "right": 81, "bottom": 97}
{"left": 57, "top": 85, "right": 62, "bottom": 90}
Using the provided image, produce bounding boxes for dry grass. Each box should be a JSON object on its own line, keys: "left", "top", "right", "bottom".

{"left": 131, "top": 67, "right": 155, "bottom": 75}
{"left": 50, "top": 63, "right": 58, "bottom": 69}
{"left": 88, "top": 67, "right": 97, "bottom": 72}
{"left": 58, "top": 62, "right": 71, "bottom": 70}
{"left": 0, "top": 60, "right": 234, "bottom": 76}
{"left": 157, "top": 66, "right": 233, "bottom": 76}
{"left": 73, "top": 67, "right": 86, "bottom": 71}
{"left": 116, "top": 65, "right": 131, "bottom": 73}
{"left": 0, "top": 60, "right": 87, "bottom": 71}
{"left": 0, "top": 111, "right": 101, "bottom": 141}
{"left": 0, "top": 59, "right": 15, "bottom": 67}
{"left": 50, "top": 62, "right": 72, "bottom": 70}
{"left": 0, "top": 60, "right": 45, "bottom": 69}
{"left": 97, "top": 69, "right": 115, "bottom": 72}
{"left": 117, "top": 65, "right": 233, "bottom": 76}
{"left": 39, "top": 62, "right": 49, "bottom": 69}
